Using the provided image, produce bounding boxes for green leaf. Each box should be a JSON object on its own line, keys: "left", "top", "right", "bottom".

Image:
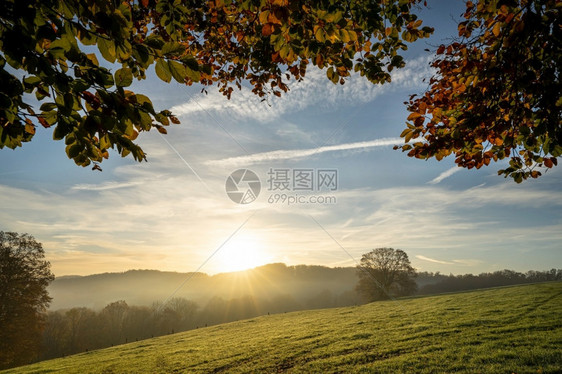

{"left": 154, "top": 112, "right": 170, "bottom": 126}
{"left": 144, "top": 35, "right": 165, "bottom": 50}
{"left": 168, "top": 60, "right": 187, "bottom": 83}
{"left": 40, "top": 102, "right": 57, "bottom": 111}
{"left": 23, "top": 76, "right": 41, "bottom": 86}
{"left": 180, "top": 55, "right": 199, "bottom": 71}
{"left": 66, "top": 143, "right": 83, "bottom": 158}
{"left": 116, "top": 41, "right": 132, "bottom": 60}
{"left": 49, "top": 38, "right": 71, "bottom": 52}
{"left": 53, "top": 121, "right": 72, "bottom": 141}
{"left": 71, "top": 79, "right": 89, "bottom": 92}
{"left": 184, "top": 66, "right": 200, "bottom": 82}
{"left": 115, "top": 68, "right": 133, "bottom": 87}
{"left": 98, "top": 38, "right": 116, "bottom": 63}
{"left": 133, "top": 45, "right": 152, "bottom": 67}
{"left": 162, "top": 42, "right": 184, "bottom": 57}
{"left": 155, "top": 59, "right": 172, "bottom": 83}
{"left": 139, "top": 111, "right": 153, "bottom": 130}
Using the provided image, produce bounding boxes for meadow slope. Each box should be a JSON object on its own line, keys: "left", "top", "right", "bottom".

{"left": 5, "top": 282, "right": 562, "bottom": 373}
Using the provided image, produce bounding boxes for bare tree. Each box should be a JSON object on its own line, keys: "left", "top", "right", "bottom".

{"left": 356, "top": 248, "right": 417, "bottom": 302}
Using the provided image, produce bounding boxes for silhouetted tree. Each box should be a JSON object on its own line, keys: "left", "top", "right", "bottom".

{"left": 101, "top": 300, "right": 129, "bottom": 345}
{"left": 356, "top": 248, "right": 417, "bottom": 302}
{"left": 0, "top": 232, "right": 54, "bottom": 369}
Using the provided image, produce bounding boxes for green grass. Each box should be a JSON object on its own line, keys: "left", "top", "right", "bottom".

{"left": 5, "top": 282, "right": 562, "bottom": 373}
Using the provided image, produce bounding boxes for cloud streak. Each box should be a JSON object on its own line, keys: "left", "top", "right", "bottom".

{"left": 416, "top": 255, "right": 453, "bottom": 265}
{"left": 206, "top": 137, "right": 405, "bottom": 166}
{"left": 72, "top": 181, "right": 143, "bottom": 191}
{"left": 428, "top": 166, "right": 461, "bottom": 184}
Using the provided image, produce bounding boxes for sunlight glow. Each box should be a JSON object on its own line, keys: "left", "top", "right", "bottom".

{"left": 215, "top": 234, "right": 272, "bottom": 273}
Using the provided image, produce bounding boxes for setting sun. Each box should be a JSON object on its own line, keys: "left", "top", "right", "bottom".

{"left": 215, "top": 234, "right": 272, "bottom": 273}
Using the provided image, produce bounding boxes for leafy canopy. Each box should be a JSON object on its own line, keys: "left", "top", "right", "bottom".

{"left": 397, "top": 0, "right": 561, "bottom": 182}
{"left": 0, "top": 0, "right": 432, "bottom": 169}
{"left": 356, "top": 247, "right": 417, "bottom": 301}
{"left": 0, "top": 231, "right": 54, "bottom": 369}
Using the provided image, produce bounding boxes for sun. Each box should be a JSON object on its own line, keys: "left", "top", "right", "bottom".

{"left": 216, "top": 234, "right": 271, "bottom": 273}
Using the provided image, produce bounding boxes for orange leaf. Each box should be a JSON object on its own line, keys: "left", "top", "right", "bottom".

{"left": 268, "top": 11, "right": 282, "bottom": 25}
{"left": 262, "top": 24, "right": 274, "bottom": 37}
{"left": 493, "top": 137, "right": 504, "bottom": 146}
{"left": 407, "top": 112, "right": 422, "bottom": 121}
{"left": 492, "top": 22, "right": 501, "bottom": 37}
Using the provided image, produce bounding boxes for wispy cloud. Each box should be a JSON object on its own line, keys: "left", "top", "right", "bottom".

{"left": 452, "top": 259, "right": 484, "bottom": 266}
{"left": 416, "top": 255, "right": 453, "bottom": 265}
{"left": 72, "top": 181, "right": 143, "bottom": 191}
{"left": 169, "top": 56, "right": 433, "bottom": 123}
{"left": 428, "top": 166, "right": 461, "bottom": 184}
{"left": 206, "top": 137, "right": 405, "bottom": 167}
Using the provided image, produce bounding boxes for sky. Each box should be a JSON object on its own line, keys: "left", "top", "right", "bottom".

{"left": 1, "top": 1, "right": 560, "bottom": 277}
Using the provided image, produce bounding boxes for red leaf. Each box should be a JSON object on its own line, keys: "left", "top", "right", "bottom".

{"left": 38, "top": 116, "right": 50, "bottom": 128}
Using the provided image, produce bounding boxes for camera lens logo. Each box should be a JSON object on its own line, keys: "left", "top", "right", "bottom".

{"left": 225, "top": 169, "right": 261, "bottom": 204}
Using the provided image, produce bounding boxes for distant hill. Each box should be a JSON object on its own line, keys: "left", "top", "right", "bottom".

{"left": 48, "top": 263, "right": 360, "bottom": 310}
{"left": 11, "top": 282, "right": 562, "bottom": 373}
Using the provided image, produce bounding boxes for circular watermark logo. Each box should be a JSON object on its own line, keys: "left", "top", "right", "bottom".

{"left": 225, "top": 169, "right": 261, "bottom": 204}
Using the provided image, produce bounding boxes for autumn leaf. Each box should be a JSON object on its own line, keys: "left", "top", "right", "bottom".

{"left": 262, "top": 24, "right": 274, "bottom": 37}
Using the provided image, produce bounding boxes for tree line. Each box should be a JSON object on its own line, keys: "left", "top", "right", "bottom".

{"left": 40, "top": 290, "right": 358, "bottom": 361}
{"left": 416, "top": 268, "right": 562, "bottom": 295}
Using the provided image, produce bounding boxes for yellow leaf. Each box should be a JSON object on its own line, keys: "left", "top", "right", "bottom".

{"left": 407, "top": 112, "right": 422, "bottom": 121}
{"left": 25, "top": 123, "right": 36, "bottom": 135}
{"left": 86, "top": 53, "right": 99, "bottom": 66}
{"left": 492, "top": 22, "right": 501, "bottom": 37}
{"left": 340, "top": 29, "right": 350, "bottom": 43}
{"left": 268, "top": 11, "right": 282, "bottom": 25}
{"left": 259, "top": 10, "right": 269, "bottom": 25}
{"left": 315, "top": 27, "right": 325, "bottom": 43}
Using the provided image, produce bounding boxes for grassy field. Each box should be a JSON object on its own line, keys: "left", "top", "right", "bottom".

{"left": 4, "top": 282, "right": 561, "bottom": 373}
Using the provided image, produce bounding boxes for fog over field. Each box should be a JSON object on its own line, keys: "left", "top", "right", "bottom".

{"left": 48, "top": 264, "right": 359, "bottom": 310}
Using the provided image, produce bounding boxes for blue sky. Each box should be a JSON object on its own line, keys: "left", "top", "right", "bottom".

{"left": 1, "top": 1, "right": 560, "bottom": 276}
